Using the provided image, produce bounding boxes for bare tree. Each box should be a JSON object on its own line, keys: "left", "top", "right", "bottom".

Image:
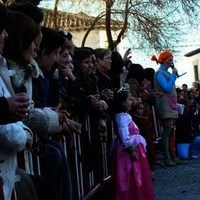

{"left": 53, "top": 0, "right": 59, "bottom": 30}
{"left": 68, "top": 0, "right": 200, "bottom": 52}
{"left": 2, "top": 0, "right": 200, "bottom": 52}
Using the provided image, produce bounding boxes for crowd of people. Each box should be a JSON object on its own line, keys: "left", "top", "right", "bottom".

{"left": 0, "top": 2, "right": 200, "bottom": 200}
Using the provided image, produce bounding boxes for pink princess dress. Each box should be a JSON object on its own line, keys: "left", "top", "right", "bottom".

{"left": 111, "top": 112, "right": 155, "bottom": 200}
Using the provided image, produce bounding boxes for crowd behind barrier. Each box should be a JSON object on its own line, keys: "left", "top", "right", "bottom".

{"left": 1, "top": 3, "right": 200, "bottom": 200}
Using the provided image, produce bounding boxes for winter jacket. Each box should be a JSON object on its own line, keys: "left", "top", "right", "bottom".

{"left": 0, "top": 56, "right": 32, "bottom": 200}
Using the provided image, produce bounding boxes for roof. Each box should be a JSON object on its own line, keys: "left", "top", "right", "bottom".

{"left": 184, "top": 48, "right": 200, "bottom": 57}
{"left": 42, "top": 8, "right": 125, "bottom": 31}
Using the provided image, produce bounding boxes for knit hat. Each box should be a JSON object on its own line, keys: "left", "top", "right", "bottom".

{"left": 151, "top": 51, "right": 173, "bottom": 64}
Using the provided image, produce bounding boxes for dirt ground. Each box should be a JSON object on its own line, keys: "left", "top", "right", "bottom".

{"left": 152, "top": 155, "right": 200, "bottom": 200}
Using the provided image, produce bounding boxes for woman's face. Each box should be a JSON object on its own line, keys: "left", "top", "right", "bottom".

{"left": 97, "top": 51, "right": 112, "bottom": 71}
{"left": 34, "top": 31, "right": 43, "bottom": 53}
{"left": 163, "top": 56, "right": 173, "bottom": 68}
{"left": 0, "top": 29, "right": 8, "bottom": 55}
{"left": 22, "top": 41, "right": 37, "bottom": 62}
{"left": 81, "top": 55, "right": 94, "bottom": 76}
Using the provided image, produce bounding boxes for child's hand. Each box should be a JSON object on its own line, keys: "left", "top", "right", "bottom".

{"left": 98, "top": 100, "right": 108, "bottom": 111}
{"left": 130, "top": 151, "right": 138, "bottom": 161}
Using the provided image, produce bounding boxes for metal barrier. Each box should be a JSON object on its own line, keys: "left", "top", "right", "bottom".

{"left": 68, "top": 114, "right": 112, "bottom": 200}
{"left": 17, "top": 107, "right": 160, "bottom": 199}
{"left": 19, "top": 113, "right": 113, "bottom": 200}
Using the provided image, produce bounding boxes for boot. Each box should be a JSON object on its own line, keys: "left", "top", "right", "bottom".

{"left": 172, "top": 157, "right": 188, "bottom": 165}
{"left": 164, "top": 159, "right": 176, "bottom": 167}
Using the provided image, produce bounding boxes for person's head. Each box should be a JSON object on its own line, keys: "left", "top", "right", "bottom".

{"left": 113, "top": 90, "right": 133, "bottom": 114}
{"left": 0, "top": 4, "right": 8, "bottom": 55}
{"left": 8, "top": 2, "right": 44, "bottom": 26}
{"left": 126, "top": 63, "right": 145, "bottom": 85}
{"left": 151, "top": 51, "right": 173, "bottom": 68}
{"left": 176, "top": 88, "right": 183, "bottom": 97}
{"left": 133, "top": 101, "right": 144, "bottom": 116}
{"left": 8, "top": 2, "right": 44, "bottom": 53}
{"left": 73, "top": 47, "right": 94, "bottom": 76}
{"left": 36, "top": 27, "right": 65, "bottom": 71}
{"left": 58, "top": 42, "right": 73, "bottom": 71}
{"left": 95, "top": 48, "right": 112, "bottom": 72}
{"left": 187, "top": 90, "right": 194, "bottom": 99}
{"left": 58, "top": 30, "right": 74, "bottom": 55}
{"left": 80, "top": 47, "right": 97, "bottom": 73}
{"left": 3, "top": 11, "right": 40, "bottom": 64}
{"left": 182, "top": 84, "right": 188, "bottom": 91}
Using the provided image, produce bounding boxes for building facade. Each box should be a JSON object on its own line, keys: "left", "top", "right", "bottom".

{"left": 185, "top": 48, "right": 200, "bottom": 88}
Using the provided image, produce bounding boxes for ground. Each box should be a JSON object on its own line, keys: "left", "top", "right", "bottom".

{"left": 152, "top": 155, "right": 200, "bottom": 200}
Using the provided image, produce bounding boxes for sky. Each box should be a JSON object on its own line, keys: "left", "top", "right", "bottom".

{"left": 39, "top": 0, "right": 200, "bottom": 88}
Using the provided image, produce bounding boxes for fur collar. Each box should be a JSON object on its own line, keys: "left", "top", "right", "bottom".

{"left": 7, "top": 59, "right": 40, "bottom": 89}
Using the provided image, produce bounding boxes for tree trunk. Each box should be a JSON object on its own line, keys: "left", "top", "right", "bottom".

{"left": 53, "top": 0, "right": 59, "bottom": 30}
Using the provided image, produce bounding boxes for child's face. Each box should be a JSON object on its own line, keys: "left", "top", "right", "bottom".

{"left": 122, "top": 92, "right": 133, "bottom": 112}
{"left": 81, "top": 55, "right": 94, "bottom": 76}
{"left": 59, "top": 49, "right": 73, "bottom": 70}
{"left": 136, "top": 104, "right": 144, "bottom": 116}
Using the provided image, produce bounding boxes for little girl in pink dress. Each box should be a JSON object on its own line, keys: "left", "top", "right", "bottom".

{"left": 111, "top": 90, "right": 154, "bottom": 200}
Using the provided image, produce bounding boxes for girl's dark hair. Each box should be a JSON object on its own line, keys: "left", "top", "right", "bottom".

{"left": 37, "top": 27, "right": 65, "bottom": 56}
{"left": 59, "top": 42, "right": 72, "bottom": 54}
{"left": 0, "top": 4, "right": 6, "bottom": 33}
{"left": 73, "top": 47, "right": 93, "bottom": 62}
{"left": 94, "top": 48, "right": 110, "bottom": 60}
{"left": 8, "top": 2, "right": 44, "bottom": 25}
{"left": 112, "top": 91, "right": 130, "bottom": 115}
{"left": 3, "top": 11, "right": 40, "bottom": 63}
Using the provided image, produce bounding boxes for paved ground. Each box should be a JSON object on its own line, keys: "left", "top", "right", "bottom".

{"left": 152, "top": 155, "right": 200, "bottom": 200}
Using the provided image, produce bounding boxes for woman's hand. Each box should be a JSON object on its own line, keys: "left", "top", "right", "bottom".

{"left": 101, "top": 89, "right": 114, "bottom": 100}
{"left": 123, "top": 48, "right": 132, "bottom": 63}
{"left": 7, "top": 93, "right": 30, "bottom": 122}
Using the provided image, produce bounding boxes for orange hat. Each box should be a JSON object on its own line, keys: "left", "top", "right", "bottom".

{"left": 151, "top": 51, "right": 173, "bottom": 64}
